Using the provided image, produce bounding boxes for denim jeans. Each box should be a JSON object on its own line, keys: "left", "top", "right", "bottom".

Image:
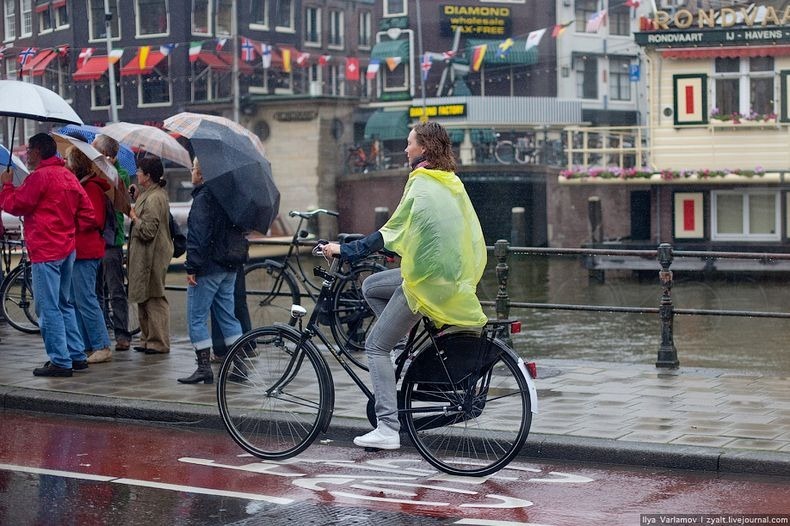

{"left": 362, "top": 268, "right": 422, "bottom": 432}
{"left": 31, "top": 251, "right": 87, "bottom": 368}
{"left": 211, "top": 265, "right": 251, "bottom": 356}
{"left": 72, "top": 258, "right": 112, "bottom": 351}
{"left": 187, "top": 271, "right": 243, "bottom": 350}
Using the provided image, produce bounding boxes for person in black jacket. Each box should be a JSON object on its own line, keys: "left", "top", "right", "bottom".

{"left": 178, "top": 157, "right": 244, "bottom": 384}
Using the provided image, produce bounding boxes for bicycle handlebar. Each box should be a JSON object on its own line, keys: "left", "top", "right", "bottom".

{"left": 289, "top": 209, "right": 339, "bottom": 219}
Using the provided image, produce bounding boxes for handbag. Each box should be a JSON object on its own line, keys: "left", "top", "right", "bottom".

{"left": 169, "top": 212, "right": 187, "bottom": 258}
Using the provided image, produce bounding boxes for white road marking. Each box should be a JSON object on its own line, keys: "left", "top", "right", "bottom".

{"left": 454, "top": 520, "right": 555, "bottom": 526}
{"left": 0, "top": 463, "right": 114, "bottom": 482}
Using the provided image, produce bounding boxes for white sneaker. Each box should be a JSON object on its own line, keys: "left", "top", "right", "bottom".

{"left": 353, "top": 425, "right": 401, "bottom": 450}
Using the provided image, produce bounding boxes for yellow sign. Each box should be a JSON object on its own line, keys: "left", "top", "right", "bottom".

{"left": 409, "top": 104, "right": 467, "bottom": 119}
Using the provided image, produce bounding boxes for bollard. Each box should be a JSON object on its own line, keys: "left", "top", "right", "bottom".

{"left": 494, "top": 239, "right": 512, "bottom": 345}
{"left": 510, "top": 207, "right": 526, "bottom": 246}
{"left": 373, "top": 207, "right": 390, "bottom": 230}
{"left": 656, "top": 243, "right": 680, "bottom": 368}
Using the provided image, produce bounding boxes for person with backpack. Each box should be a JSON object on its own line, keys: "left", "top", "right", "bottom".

{"left": 63, "top": 146, "right": 113, "bottom": 364}
{"left": 178, "top": 157, "right": 244, "bottom": 385}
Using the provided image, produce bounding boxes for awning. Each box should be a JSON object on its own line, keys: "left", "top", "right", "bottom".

{"left": 364, "top": 110, "right": 410, "bottom": 141}
{"left": 35, "top": 2, "right": 50, "bottom": 14}
{"left": 218, "top": 51, "right": 254, "bottom": 74}
{"left": 466, "top": 39, "right": 538, "bottom": 66}
{"left": 661, "top": 45, "right": 790, "bottom": 59}
{"left": 448, "top": 129, "right": 464, "bottom": 143}
{"left": 470, "top": 128, "right": 496, "bottom": 143}
{"left": 370, "top": 39, "right": 410, "bottom": 62}
{"left": 23, "top": 49, "right": 56, "bottom": 76}
{"left": 52, "top": 0, "right": 66, "bottom": 7}
{"left": 73, "top": 56, "right": 111, "bottom": 81}
{"left": 196, "top": 51, "right": 230, "bottom": 71}
{"left": 121, "top": 50, "right": 166, "bottom": 76}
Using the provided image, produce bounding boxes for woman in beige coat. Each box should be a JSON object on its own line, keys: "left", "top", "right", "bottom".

{"left": 128, "top": 156, "right": 174, "bottom": 354}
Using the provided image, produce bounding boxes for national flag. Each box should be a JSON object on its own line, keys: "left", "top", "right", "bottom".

{"left": 586, "top": 9, "right": 607, "bottom": 33}
{"left": 295, "top": 51, "right": 310, "bottom": 67}
{"left": 0, "top": 44, "right": 10, "bottom": 61}
{"left": 366, "top": 58, "right": 380, "bottom": 79}
{"left": 159, "top": 43, "right": 176, "bottom": 56}
{"left": 281, "top": 48, "right": 292, "bottom": 72}
{"left": 525, "top": 28, "right": 546, "bottom": 50}
{"left": 189, "top": 42, "right": 203, "bottom": 62}
{"left": 138, "top": 46, "right": 151, "bottom": 70}
{"left": 18, "top": 47, "right": 38, "bottom": 67}
{"left": 552, "top": 20, "right": 574, "bottom": 38}
{"left": 421, "top": 53, "right": 432, "bottom": 80}
{"left": 216, "top": 38, "right": 227, "bottom": 52}
{"left": 318, "top": 54, "right": 331, "bottom": 66}
{"left": 442, "top": 50, "right": 456, "bottom": 61}
{"left": 625, "top": 0, "right": 640, "bottom": 7}
{"left": 79, "top": 47, "right": 94, "bottom": 67}
{"left": 108, "top": 49, "right": 124, "bottom": 64}
{"left": 241, "top": 37, "right": 256, "bottom": 62}
{"left": 497, "top": 38, "right": 513, "bottom": 58}
{"left": 385, "top": 56, "right": 402, "bottom": 71}
{"left": 471, "top": 44, "right": 487, "bottom": 72}
{"left": 56, "top": 45, "right": 69, "bottom": 57}
{"left": 261, "top": 43, "right": 272, "bottom": 69}
{"left": 345, "top": 57, "right": 359, "bottom": 81}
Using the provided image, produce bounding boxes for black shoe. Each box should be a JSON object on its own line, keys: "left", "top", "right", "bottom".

{"left": 33, "top": 361, "right": 73, "bottom": 377}
{"left": 72, "top": 360, "right": 89, "bottom": 371}
{"left": 133, "top": 346, "right": 148, "bottom": 352}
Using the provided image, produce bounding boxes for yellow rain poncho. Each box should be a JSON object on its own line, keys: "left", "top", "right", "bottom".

{"left": 380, "top": 167, "right": 488, "bottom": 327}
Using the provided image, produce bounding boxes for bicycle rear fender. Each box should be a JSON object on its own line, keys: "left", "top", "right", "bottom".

{"left": 263, "top": 258, "right": 286, "bottom": 270}
{"left": 406, "top": 332, "right": 538, "bottom": 414}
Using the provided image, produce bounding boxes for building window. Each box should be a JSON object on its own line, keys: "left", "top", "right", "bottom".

{"left": 574, "top": 55, "right": 598, "bottom": 99}
{"left": 329, "top": 64, "right": 344, "bottom": 96}
{"left": 21, "top": 0, "right": 32, "bottom": 37}
{"left": 38, "top": 3, "right": 53, "bottom": 33}
{"left": 192, "top": 61, "right": 230, "bottom": 102}
{"left": 135, "top": 0, "right": 168, "bottom": 37}
{"left": 304, "top": 6, "right": 320, "bottom": 46}
{"left": 89, "top": 0, "right": 120, "bottom": 41}
{"left": 383, "top": 58, "right": 408, "bottom": 93}
{"left": 713, "top": 57, "right": 775, "bottom": 118}
{"left": 4, "top": 55, "right": 17, "bottom": 79}
{"left": 712, "top": 190, "right": 780, "bottom": 241}
{"left": 609, "top": 2, "right": 630, "bottom": 36}
{"left": 384, "top": 0, "right": 405, "bottom": 17}
{"left": 41, "top": 54, "right": 69, "bottom": 99}
{"left": 575, "top": 0, "right": 598, "bottom": 33}
{"left": 3, "top": 0, "right": 15, "bottom": 40}
{"left": 250, "top": 0, "right": 268, "bottom": 28}
{"left": 329, "top": 10, "right": 343, "bottom": 48}
{"left": 275, "top": 0, "right": 293, "bottom": 31}
{"left": 192, "top": 0, "right": 211, "bottom": 34}
{"left": 216, "top": 0, "right": 231, "bottom": 35}
{"left": 609, "top": 57, "right": 631, "bottom": 101}
{"left": 54, "top": 1, "right": 68, "bottom": 28}
{"left": 91, "top": 64, "right": 122, "bottom": 110}
{"left": 139, "top": 59, "right": 171, "bottom": 106}
{"left": 359, "top": 11, "right": 371, "bottom": 48}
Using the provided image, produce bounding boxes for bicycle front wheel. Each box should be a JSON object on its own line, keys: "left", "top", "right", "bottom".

{"left": 217, "top": 326, "right": 333, "bottom": 460}
{"left": 329, "top": 262, "right": 384, "bottom": 366}
{"left": 401, "top": 333, "right": 531, "bottom": 477}
{"left": 494, "top": 141, "right": 516, "bottom": 164}
{"left": 1, "top": 263, "right": 39, "bottom": 334}
{"left": 244, "top": 262, "right": 299, "bottom": 328}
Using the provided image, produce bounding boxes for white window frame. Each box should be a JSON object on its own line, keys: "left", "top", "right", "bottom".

{"left": 5, "top": 56, "right": 17, "bottom": 79}
{"left": 3, "top": 0, "right": 16, "bottom": 41}
{"left": 249, "top": 0, "right": 268, "bottom": 30}
{"left": 191, "top": 62, "right": 230, "bottom": 102}
{"left": 275, "top": 0, "right": 294, "bottom": 33}
{"left": 383, "top": 0, "right": 406, "bottom": 17}
{"left": 358, "top": 10, "right": 371, "bottom": 49}
{"left": 712, "top": 57, "right": 775, "bottom": 117}
{"left": 90, "top": 66, "right": 124, "bottom": 111}
{"left": 88, "top": 0, "right": 121, "bottom": 42}
{"left": 21, "top": 0, "right": 32, "bottom": 37}
{"left": 329, "top": 63, "right": 344, "bottom": 96}
{"left": 192, "top": 0, "right": 212, "bottom": 36}
{"left": 53, "top": 2, "right": 69, "bottom": 29}
{"left": 574, "top": 55, "right": 598, "bottom": 100}
{"left": 137, "top": 59, "right": 172, "bottom": 107}
{"left": 711, "top": 190, "right": 781, "bottom": 242}
{"left": 215, "top": 0, "right": 231, "bottom": 36}
{"left": 304, "top": 6, "right": 321, "bottom": 47}
{"left": 38, "top": 5, "right": 54, "bottom": 34}
{"left": 41, "top": 55, "right": 71, "bottom": 101}
{"left": 134, "top": 0, "right": 169, "bottom": 38}
{"left": 608, "top": 56, "right": 632, "bottom": 102}
{"left": 328, "top": 10, "right": 343, "bottom": 50}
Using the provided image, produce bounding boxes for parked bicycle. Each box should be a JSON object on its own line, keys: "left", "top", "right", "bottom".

{"left": 244, "top": 209, "right": 387, "bottom": 363}
{"left": 217, "top": 245, "right": 537, "bottom": 477}
{"left": 346, "top": 141, "right": 380, "bottom": 173}
{"left": 494, "top": 134, "right": 539, "bottom": 165}
{"left": 0, "top": 236, "right": 38, "bottom": 334}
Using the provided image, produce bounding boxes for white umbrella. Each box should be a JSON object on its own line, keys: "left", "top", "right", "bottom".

{"left": 163, "top": 112, "right": 266, "bottom": 157}
{"left": 52, "top": 132, "right": 119, "bottom": 184}
{"left": 99, "top": 122, "right": 192, "bottom": 168}
{"left": 0, "top": 80, "right": 83, "bottom": 125}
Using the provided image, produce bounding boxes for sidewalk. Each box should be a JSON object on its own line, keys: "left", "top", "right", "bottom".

{"left": 1, "top": 325, "right": 789, "bottom": 477}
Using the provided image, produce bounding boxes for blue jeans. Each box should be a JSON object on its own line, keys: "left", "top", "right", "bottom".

{"left": 362, "top": 268, "right": 422, "bottom": 432}
{"left": 31, "top": 251, "right": 87, "bottom": 368}
{"left": 72, "top": 258, "right": 112, "bottom": 351}
{"left": 187, "top": 271, "right": 243, "bottom": 350}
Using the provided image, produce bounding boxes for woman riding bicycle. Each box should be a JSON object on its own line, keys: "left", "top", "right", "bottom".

{"left": 321, "top": 121, "right": 487, "bottom": 450}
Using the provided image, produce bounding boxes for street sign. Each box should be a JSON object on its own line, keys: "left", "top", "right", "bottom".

{"left": 629, "top": 64, "right": 640, "bottom": 82}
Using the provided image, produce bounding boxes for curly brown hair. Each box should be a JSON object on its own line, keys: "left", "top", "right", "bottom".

{"left": 412, "top": 121, "right": 456, "bottom": 172}
{"left": 64, "top": 146, "right": 95, "bottom": 179}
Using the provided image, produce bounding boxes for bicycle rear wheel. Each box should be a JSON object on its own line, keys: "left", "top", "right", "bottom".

{"left": 217, "top": 326, "right": 333, "bottom": 460}
{"left": 401, "top": 333, "right": 531, "bottom": 477}
{"left": 244, "top": 262, "right": 299, "bottom": 328}
{"left": 1, "top": 263, "right": 39, "bottom": 334}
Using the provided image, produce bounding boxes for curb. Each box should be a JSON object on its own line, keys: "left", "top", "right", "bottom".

{"left": 3, "top": 385, "right": 789, "bottom": 477}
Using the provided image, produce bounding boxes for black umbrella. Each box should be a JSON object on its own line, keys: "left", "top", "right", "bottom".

{"left": 188, "top": 120, "right": 280, "bottom": 234}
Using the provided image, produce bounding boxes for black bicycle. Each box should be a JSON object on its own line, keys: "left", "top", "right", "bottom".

{"left": 0, "top": 236, "right": 38, "bottom": 334}
{"left": 244, "top": 209, "right": 386, "bottom": 366}
{"left": 217, "top": 245, "right": 537, "bottom": 477}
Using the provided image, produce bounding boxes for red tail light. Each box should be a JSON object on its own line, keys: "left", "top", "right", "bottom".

{"left": 510, "top": 321, "right": 522, "bottom": 334}
{"left": 526, "top": 361, "right": 537, "bottom": 379}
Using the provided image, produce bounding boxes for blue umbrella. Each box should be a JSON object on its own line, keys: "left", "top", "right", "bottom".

{"left": 0, "top": 144, "right": 29, "bottom": 186}
{"left": 56, "top": 124, "right": 137, "bottom": 176}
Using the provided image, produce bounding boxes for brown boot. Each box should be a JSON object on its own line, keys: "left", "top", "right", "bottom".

{"left": 177, "top": 349, "right": 213, "bottom": 384}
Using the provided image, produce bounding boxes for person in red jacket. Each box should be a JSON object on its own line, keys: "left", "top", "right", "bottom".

{"left": 0, "top": 133, "right": 96, "bottom": 377}
{"left": 64, "top": 146, "right": 113, "bottom": 364}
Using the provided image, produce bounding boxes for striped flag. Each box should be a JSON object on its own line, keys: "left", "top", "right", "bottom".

{"left": 216, "top": 38, "right": 227, "bottom": 52}
{"left": 138, "top": 46, "right": 151, "bottom": 69}
{"left": 281, "top": 48, "right": 291, "bottom": 72}
{"left": 366, "top": 58, "right": 380, "bottom": 79}
{"left": 261, "top": 44, "right": 272, "bottom": 69}
{"left": 586, "top": 10, "right": 607, "bottom": 33}
{"left": 318, "top": 54, "right": 331, "bottom": 66}
{"left": 56, "top": 45, "right": 69, "bottom": 57}
{"left": 471, "top": 44, "right": 487, "bottom": 72}
{"left": 189, "top": 42, "right": 203, "bottom": 62}
{"left": 552, "top": 20, "right": 574, "bottom": 38}
{"left": 385, "top": 56, "right": 402, "bottom": 71}
{"left": 160, "top": 43, "right": 176, "bottom": 56}
{"left": 295, "top": 51, "right": 310, "bottom": 67}
{"left": 108, "top": 49, "right": 124, "bottom": 64}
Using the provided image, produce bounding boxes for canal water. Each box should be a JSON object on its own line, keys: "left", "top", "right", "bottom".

{"left": 477, "top": 255, "right": 790, "bottom": 373}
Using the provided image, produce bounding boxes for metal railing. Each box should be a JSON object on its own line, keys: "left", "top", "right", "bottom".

{"left": 482, "top": 240, "right": 790, "bottom": 369}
